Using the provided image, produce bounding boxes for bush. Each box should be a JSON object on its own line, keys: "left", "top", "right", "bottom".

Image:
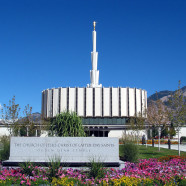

{"left": 0, "top": 135, "right": 10, "bottom": 161}
{"left": 121, "top": 143, "right": 139, "bottom": 162}
{"left": 50, "top": 111, "right": 86, "bottom": 137}
{"left": 88, "top": 159, "right": 105, "bottom": 179}
{"left": 19, "top": 162, "right": 35, "bottom": 176}
{"left": 48, "top": 156, "right": 61, "bottom": 182}
{"left": 121, "top": 132, "right": 137, "bottom": 144}
{"left": 180, "top": 136, "right": 186, "bottom": 144}
{"left": 178, "top": 179, "right": 186, "bottom": 186}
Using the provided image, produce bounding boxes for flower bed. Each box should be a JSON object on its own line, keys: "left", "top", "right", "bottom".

{"left": 0, "top": 157, "right": 185, "bottom": 185}
{"left": 158, "top": 155, "right": 186, "bottom": 162}
{"left": 145, "top": 139, "right": 178, "bottom": 144}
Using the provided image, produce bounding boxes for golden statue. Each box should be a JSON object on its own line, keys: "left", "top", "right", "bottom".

{"left": 93, "top": 21, "right": 96, "bottom": 31}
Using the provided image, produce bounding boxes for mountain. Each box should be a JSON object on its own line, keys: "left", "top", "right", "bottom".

{"left": 16, "top": 112, "right": 42, "bottom": 124}
{"left": 148, "top": 86, "right": 186, "bottom": 105}
{"left": 31, "top": 112, "right": 41, "bottom": 121}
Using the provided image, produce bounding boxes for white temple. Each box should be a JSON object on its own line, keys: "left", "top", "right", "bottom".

{"left": 41, "top": 22, "right": 148, "bottom": 137}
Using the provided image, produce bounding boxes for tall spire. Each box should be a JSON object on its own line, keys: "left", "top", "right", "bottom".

{"left": 87, "top": 21, "right": 102, "bottom": 88}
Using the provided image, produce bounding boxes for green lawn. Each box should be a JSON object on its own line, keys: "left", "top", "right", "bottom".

{"left": 119, "top": 144, "right": 186, "bottom": 159}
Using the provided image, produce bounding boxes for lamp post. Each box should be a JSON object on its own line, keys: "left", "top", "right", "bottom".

{"left": 168, "top": 126, "right": 171, "bottom": 149}
{"left": 158, "top": 127, "right": 161, "bottom": 151}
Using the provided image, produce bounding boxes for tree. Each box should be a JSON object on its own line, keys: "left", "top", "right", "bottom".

{"left": 160, "top": 123, "right": 176, "bottom": 138}
{"left": 1, "top": 96, "right": 20, "bottom": 136}
{"left": 168, "top": 80, "right": 186, "bottom": 155}
{"left": 1, "top": 97, "right": 40, "bottom": 137}
{"left": 49, "top": 111, "right": 86, "bottom": 137}
{"left": 147, "top": 96, "right": 170, "bottom": 151}
{"left": 160, "top": 126, "right": 169, "bottom": 138}
{"left": 15, "top": 104, "right": 40, "bottom": 137}
{"left": 0, "top": 135, "right": 10, "bottom": 161}
{"left": 130, "top": 112, "right": 145, "bottom": 145}
{"left": 151, "top": 126, "right": 158, "bottom": 138}
{"left": 169, "top": 122, "right": 176, "bottom": 138}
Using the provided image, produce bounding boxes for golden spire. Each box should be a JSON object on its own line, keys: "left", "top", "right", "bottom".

{"left": 93, "top": 21, "right": 96, "bottom": 31}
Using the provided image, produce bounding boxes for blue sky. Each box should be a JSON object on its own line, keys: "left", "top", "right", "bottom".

{"left": 0, "top": 0, "right": 185, "bottom": 114}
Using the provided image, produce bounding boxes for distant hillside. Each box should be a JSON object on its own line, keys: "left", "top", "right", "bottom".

{"left": 0, "top": 112, "right": 42, "bottom": 126}
{"left": 31, "top": 112, "right": 41, "bottom": 121}
{"left": 148, "top": 86, "right": 186, "bottom": 105}
{"left": 17, "top": 112, "right": 42, "bottom": 124}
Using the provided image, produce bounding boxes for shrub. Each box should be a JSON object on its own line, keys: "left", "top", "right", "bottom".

{"left": 19, "top": 161, "right": 34, "bottom": 176}
{"left": 121, "top": 142, "right": 139, "bottom": 162}
{"left": 88, "top": 159, "right": 106, "bottom": 179}
{"left": 121, "top": 132, "right": 137, "bottom": 144}
{"left": 0, "top": 135, "right": 10, "bottom": 161}
{"left": 50, "top": 111, "right": 86, "bottom": 137}
{"left": 180, "top": 136, "right": 186, "bottom": 143}
{"left": 48, "top": 156, "right": 61, "bottom": 182}
{"left": 178, "top": 179, "right": 186, "bottom": 186}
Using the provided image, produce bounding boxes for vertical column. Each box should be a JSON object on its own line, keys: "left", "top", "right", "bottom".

{"left": 129, "top": 88, "right": 135, "bottom": 117}
{"left": 120, "top": 88, "right": 128, "bottom": 117}
{"left": 86, "top": 88, "right": 93, "bottom": 117}
{"left": 43, "top": 90, "right": 48, "bottom": 118}
{"left": 145, "top": 90, "right": 147, "bottom": 118}
{"left": 47, "top": 89, "right": 53, "bottom": 118}
{"left": 53, "top": 88, "right": 59, "bottom": 117}
{"left": 136, "top": 89, "right": 142, "bottom": 116}
{"left": 112, "top": 87, "right": 119, "bottom": 117}
{"left": 94, "top": 88, "right": 102, "bottom": 116}
{"left": 60, "top": 88, "right": 67, "bottom": 112}
{"left": 142, "top": 90, "right": 147, "bottom": 117}
{"left": 77, "top": 88, "right": 84, "bottom": 116}
{"left": 68, "top": 88, "right": 76, "bottom": 112}
{"left": 103, "top": 88, "right": 111, "bottom": 117}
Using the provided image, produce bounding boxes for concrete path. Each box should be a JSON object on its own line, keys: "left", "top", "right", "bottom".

{"left": 146, "top": 144, "right": 186, "bottom": 152}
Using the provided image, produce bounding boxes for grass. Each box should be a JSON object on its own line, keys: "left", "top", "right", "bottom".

{"left": 119, "top": 144, "right": 186, "bottom": 159}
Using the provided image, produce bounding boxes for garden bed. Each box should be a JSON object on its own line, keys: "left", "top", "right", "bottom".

{"left": 0, "top": 156, "right": 185, "bottom": 185}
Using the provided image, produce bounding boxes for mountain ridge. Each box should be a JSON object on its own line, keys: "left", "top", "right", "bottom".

{"left": 148, "top": 86, "right": 186, "bottom": 104}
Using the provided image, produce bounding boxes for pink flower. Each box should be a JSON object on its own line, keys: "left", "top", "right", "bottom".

{"left": 59, "top": 174, "right": 65, "bottom": 178}
{"left": 26, "top": 179, "right": 31, "bottom": 186}
{"left": 20, "top": 180, "right": 25, "bottom": 184}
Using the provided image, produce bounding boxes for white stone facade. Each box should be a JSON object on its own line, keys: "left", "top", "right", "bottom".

{"left": 41, "top": 87, "right": 147, "bottom": 119}
{"left": 7, "top": 137, "right": 119, "bottom": 163}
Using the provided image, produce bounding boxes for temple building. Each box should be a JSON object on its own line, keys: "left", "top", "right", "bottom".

{"left": 41, "top": 22, "right": 147, "bottom": 137}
